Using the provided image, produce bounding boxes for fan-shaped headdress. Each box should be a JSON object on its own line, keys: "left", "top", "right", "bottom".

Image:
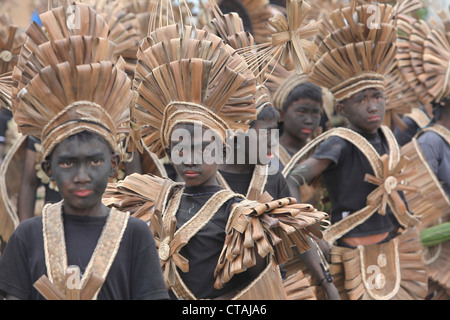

{"left": 11, "top": 3, "right": 132, "bottom": 159}
{"left": 132, "top": 20, "right": 258, "bottom": 158}
{"left": 308, "top": 2, "right": 398, "bottom": 102}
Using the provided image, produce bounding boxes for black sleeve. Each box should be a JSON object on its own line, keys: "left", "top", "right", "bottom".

{"left": 394, "top": 117, "right": 419, "bottom": 147}
{"left": 127, "top": 218, "right": 169, "bottom": 300}
{"left": 275, "top": 172, "right": 292, "bottom": 198}
{"left": 0, "top": 219, "right": 40, "bottom": 300}
{"left": 311, "top": 136, "right": 347, "bottom": 165}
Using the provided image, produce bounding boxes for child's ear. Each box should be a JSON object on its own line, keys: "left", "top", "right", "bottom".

{"left": 335, "top": 102, "right": 347, "bottom": 119}
{"left": 110, "top": 153, "right": 121, "bottom": 177}
{"left": 41, "top": 160, "right": 53, "bottom": 180}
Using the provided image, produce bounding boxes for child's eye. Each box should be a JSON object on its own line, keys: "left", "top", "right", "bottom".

{"left": 91, "top": 159, "right": 104, "bottom": 166}
{"left": 59, "top": 161, "right": 73, "bottom": 168}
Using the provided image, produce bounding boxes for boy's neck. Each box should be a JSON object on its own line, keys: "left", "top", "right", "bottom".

{"left": 62, "top": 202, "right": 109, "bottom": 218}
{"left": 279, "top": 133, "right": 307, "bottom": 154}
{"left": 219, "top": 163, "right": 255, "bottom": 174}
{"left": 348, "top": 124, "right": 380, "bottom": 137}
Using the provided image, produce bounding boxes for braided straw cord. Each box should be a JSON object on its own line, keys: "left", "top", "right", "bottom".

{"left": 418, "top": 124, "right": 450, "bottom": 146}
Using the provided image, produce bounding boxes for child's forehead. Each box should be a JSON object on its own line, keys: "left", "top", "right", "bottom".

{"left": 53, "top": 134, "right": 111, "bottom": 155}
{"left": 170, "top": 124, "right": 219, "bottom": 143}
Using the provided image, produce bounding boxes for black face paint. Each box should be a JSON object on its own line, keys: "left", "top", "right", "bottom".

{"left": 283, "top": 98, "right": 322, "bottom": 141}
{"left": 342, "top": 89, "right": 386, "bottom": 134}
{"left": 47, "top": 134, "right": 116, "bottom": 216}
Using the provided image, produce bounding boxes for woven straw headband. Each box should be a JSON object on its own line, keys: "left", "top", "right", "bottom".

{"left": 41, "top": 101, "right": 118, "bottom": 159}
{"left": 161, "top": 101, "right": 230, "bottom": 150}
{"left": 332, "top": 73, "right": 386, "bottom": 102}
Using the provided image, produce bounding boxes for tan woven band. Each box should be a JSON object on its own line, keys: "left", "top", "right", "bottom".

{"left": 41, "top": 101, "right": 118, "bottom": 159}
{"left": 331, "top": 73, "right": 386, "bottom": 102}
{"left": 272, "top": 73, "right": 309, "bottom": 110}
{"left": 161, "top": 101, "right": 230, "bottom": 150}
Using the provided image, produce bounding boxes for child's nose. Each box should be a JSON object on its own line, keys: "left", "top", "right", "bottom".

{"left": 74, "top": 165, "right": 91, "bottom": 183}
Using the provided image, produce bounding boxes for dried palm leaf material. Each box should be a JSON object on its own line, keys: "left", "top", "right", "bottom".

{"left": 132, "top": 23, "right": 257, "bottom": 158}
{"left": 395, "top": 8, "right": 439, "bottom": 105}
{"left": 214, "top": 193, "right": 329, "bottom": 289}
{"left": 329, "top": 227, "right": 428, "bottom": 300}
{"left": 422, "top": 24, "right": 450, "bottom": 101}
{"left": 0, "top": 13, "right": 25, "bottom": 108}
{"left": 383, "top": 65, "right": 420, "bottom": 130}
{"left": 103, "top": 172, "right": 180, "bottom": 222}
{"left": 10, "top": 3, "right": 132, "bottom": 160}
{"left": 119, "top": 0, "right": 202, "bottom": 45}
{"left": 255, "top": 0, "right": 320, "bottom": 75}
{"left": 80, "top": 0, "right": 142, "bottom": 77}
{"left": 309, "top": 2, "right": 398, "bottom": 102}
{"left": 216, "top": 0, "right": 279, "bottom": 45}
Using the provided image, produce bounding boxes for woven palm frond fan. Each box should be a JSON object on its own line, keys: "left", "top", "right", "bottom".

{"left": 0, "top": 13, "right": 25, "bottom": 109}
{"left": 308, "top": 1, "right": 399, "bottom": 102}
{"left": 421, "top": 3, "right": 450, "bottom": 102}
{"left": 11, "top": 2, "right": 132, "bottom": 160}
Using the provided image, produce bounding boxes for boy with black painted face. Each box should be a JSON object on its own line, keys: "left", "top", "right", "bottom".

{"left": 279, "top": 82, "right": 323, "bottom": 160}
{"left": 163, "top": 123, "right": 267, "bottom": 299}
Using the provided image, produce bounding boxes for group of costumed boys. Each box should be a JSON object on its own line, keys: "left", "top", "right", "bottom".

{"left": 0, "top": 0, "right": 448, "bottom": 300}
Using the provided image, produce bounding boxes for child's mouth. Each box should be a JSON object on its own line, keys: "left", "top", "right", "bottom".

{"left": 366, "top": 116, "right": 381, "bottom": 123}
{"left": 73, "top": 189, "right": 94, "bottom": 197}
{"left": 184, "top": 170, "right": 200, "bottom": 178}
{"left": 301, "top": 128, "right": 312, "bottom": 135}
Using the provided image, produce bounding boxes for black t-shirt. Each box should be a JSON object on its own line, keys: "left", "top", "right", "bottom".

{"left": 171, "top": 185, "right": 251, "bottom": 299}
{"left": 0, "top": 213, "right": 168, "bottom": 300}
{"left": 0, "top": 108, "right": 12, "bottom": 144}
{"left": 394, "top": 116, "right": 420, "bottom": 147}
{"left": 218, "top": 168, "right": 292, "bottom": 199}
{"left": 312, "top": 129, "right": 400, "bottom": 238}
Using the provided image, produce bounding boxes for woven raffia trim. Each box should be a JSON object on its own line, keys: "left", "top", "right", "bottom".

{"left": 329, "top": 228, "right": 428, "bottom": 300}
{"left": 41, "top": 201, "right": 129, "bottom": 300}
{"left": 217, "top": 164, "right": 268, "bottom": 201}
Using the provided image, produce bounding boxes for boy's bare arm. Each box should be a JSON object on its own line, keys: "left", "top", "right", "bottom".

{"left": 287, "top": 158, "right": 332, "bottom": 201}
